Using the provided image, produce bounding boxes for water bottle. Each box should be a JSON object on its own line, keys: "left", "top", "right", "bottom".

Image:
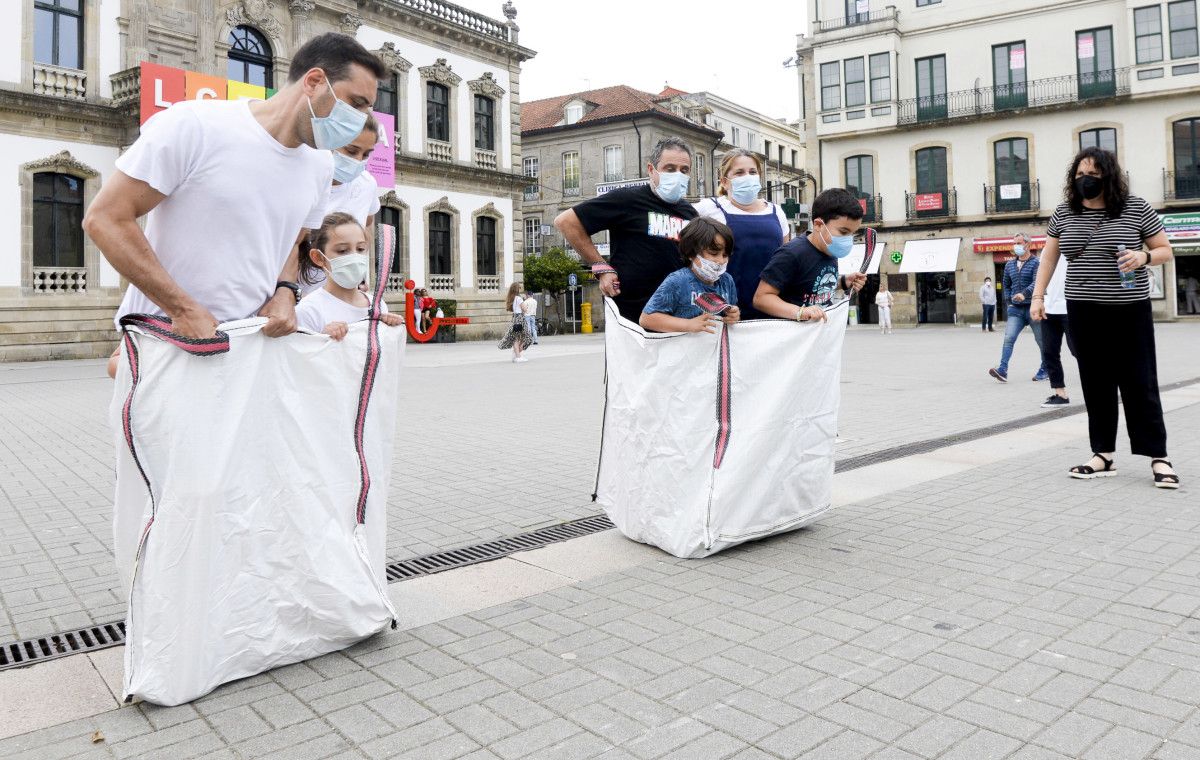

{"left": 1117, "top": 248, "right": 1138, "bottom": 290}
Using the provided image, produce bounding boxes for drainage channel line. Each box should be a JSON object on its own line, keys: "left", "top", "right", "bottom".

{"left": 5, "top": 374, "right": 1198, "bottom": 673}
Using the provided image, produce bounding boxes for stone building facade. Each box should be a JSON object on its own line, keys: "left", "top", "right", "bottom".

{"left": 798, "top": 0, "right": 1200, "bottom": 326}
{"left": 0, "top": 0, "right": 535, "bottom": 360}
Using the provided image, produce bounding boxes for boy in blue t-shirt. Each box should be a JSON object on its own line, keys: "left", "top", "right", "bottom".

{"left": 640, "top": 217, "right": 741, "bottom": 334}
{"left": 754, "top": 188, "right": 867, "bottom": 322}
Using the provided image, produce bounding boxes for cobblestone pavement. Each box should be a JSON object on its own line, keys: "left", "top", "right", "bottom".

{"left": 0, "top": 398, "right": 1196, "bottom": 759}
{"left": 1, "top": 324, "right": 1198, "bottom": 641}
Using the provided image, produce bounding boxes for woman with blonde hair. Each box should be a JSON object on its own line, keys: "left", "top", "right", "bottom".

{"left": 694, "top": 149, "right": 791, "bottom": 319}
{"left": 497, "top": 281, "right": 532, "bottom": 362}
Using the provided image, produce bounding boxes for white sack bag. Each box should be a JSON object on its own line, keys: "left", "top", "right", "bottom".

{"left": 595, "top": 298, "right": 847, "bottom": 558}
{"left": 109, "top": 314, "right": 401, "bottom": 706}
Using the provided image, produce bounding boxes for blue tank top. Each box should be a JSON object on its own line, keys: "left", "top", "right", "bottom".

{"left": 709, "top": 198, "right": 786, "bottom": 320}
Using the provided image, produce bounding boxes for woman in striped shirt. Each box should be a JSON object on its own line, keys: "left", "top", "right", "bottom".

{"left": 1031, "top": 147, "right": 1178, "bottom": 489}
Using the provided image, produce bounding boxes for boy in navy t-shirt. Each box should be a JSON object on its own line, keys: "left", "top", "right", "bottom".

{"left": 754, "top": 188, "right": 867, "bottom": 322}
{"left": 640, "top": 217, "right": 741, "bottom": 334}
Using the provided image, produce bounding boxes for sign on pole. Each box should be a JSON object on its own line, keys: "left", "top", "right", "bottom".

{"left": 568, "top": 273, "right": 578, "bottom": 287}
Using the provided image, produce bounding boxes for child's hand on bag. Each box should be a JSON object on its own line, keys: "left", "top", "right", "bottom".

{"left": 323, "top": 321, "right": 349, "bottom": 341}
{"left": 687, "top": 313, "right": 721, "bottom": 334}
{"left": 723, "top": 306, "right": 741, "bottom": 324}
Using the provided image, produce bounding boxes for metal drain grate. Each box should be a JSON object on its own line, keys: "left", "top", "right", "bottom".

{"left": 0, "top": 621, "right": 125, "bottom": 672}
{"left": 385, "top": 513, "right": 615, "bottom": 581}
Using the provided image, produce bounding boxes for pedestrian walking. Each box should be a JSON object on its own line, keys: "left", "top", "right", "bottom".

{"left": 498, "top": 282, "right": 532, "bottom": 362}
{"left": 693, "top": 149, "right": 790, "bottom": 320}
{"left": 1031, "top": 146, "right": 1179, "bottom": 488}
{"left": 521, "top": 291, "right": 539, "bottom": 344}
{"left": 555, "top": 137, "right": 698, "bottom": 322}
{"left": 988, "top": 232, "right": 1046, "bottom": 382}
{"left": 1037, "top": 257, "right": 1074, "bottom": 408}
{"left": 979, "top": 276, "right": 996, "bottom": 331}
{"left": 874, "top": 279, "right": 893, "bottom": 333}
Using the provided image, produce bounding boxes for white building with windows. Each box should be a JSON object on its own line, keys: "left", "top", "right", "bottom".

{"left": 0, "top": 0, "right": 534, "bottom": 360}
{"left": 798, "top": 0, "right": 1200, "bottom": 325}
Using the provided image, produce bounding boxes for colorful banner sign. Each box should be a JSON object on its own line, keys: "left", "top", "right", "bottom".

{"left": 914, "top": 192, "right": 943, "bottom": 211}
{"left": 973, "top": 235, "right": 1047, "bottom": 253}
{"left": 138, "top": 61, "right": 275, "bottom": 124}
{"left": 366, "top": 112, "right": 395, "bottom": 189}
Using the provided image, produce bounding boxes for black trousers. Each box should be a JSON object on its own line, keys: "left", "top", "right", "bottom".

{"left": 1067, "top": 299, "right": 1168, "bottom": 457}
{"left": 1039, "top": 313, "right": 1077, "bottom": 390}
{"left": 982, "top": 304, "right": 995, "bottom": 330}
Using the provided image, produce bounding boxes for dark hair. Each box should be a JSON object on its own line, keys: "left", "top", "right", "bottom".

{"left": 288, "top": 33, "right": 387, "bottom": 84}
{"left": 812, "top": 188, "right": 864, "bottom": 224}
{"left": 650, "top": 137, "right": 693, "bottom": 167}
{"left": 678, "top": 217, "right": 734, "bottom": 262}
{"left": 1065, "top": 146, "right": 1128, "bottom": 218}
{"left": 299, "top": 211, "right": 365, "bottom": 285}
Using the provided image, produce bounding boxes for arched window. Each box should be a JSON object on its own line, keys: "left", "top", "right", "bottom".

{"left": 1079, "top": 127, "right": 1118, "bottom": 156}
{"left": 33, "top": 172, "right": 84, "bottom": 269}
{"left": 993, "top": 138, "right": 1030, "bottom": 211}
{"left": 227, "top": 26, "right": 273, "bottom": 88}
{"left": 429, "top": 211, "right": 452, "bottom": 275}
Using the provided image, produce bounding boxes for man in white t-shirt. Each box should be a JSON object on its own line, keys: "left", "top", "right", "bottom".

{"left": 84, "top": 33, "right": 386, "bottom": 340}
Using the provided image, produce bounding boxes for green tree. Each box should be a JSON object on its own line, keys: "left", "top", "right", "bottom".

{"left": 523, "top": 247, "right": 584, "bottom": 328}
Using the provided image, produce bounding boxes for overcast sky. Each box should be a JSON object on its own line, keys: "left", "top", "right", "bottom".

{"left": 453, "top": 0, "right": 811, "bottom": 122}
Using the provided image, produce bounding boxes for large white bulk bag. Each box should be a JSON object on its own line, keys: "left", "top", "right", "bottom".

{"left": 594, "top": 298, "right": 847, "bottom": 558}
{"left": 110, "top": 308, "right": 402, "bottom": 706}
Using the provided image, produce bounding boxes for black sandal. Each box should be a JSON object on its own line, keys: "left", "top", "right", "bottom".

{"left": 1151, "top": 459, "right": 1180, "bottom": 490}
{"left": 1070, "top": 454, "right": 1116, "bottom": 480}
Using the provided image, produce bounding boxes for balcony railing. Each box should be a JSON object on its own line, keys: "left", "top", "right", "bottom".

{"left": 386, "top": 273, "right": 407, "bottom": 293}
{"left": 816, "top": 7, "right": 898, "bottom": 32}
{"left": 397, "top": 0, "right": 510, "bottom": 40}
{"left": 898, "top": 69, "right": 1130, "bottom": 125}
{"left": 1164, "top": 170, "right": 1200, "bottom": 201}
{"left": 563, "top": 184, "right": 580, "bottom": 197}
{"left": 905, "top": 188, "right": 957, "bottom": 220}
{"left": 523, "top": 185, "right": 540, "bottom": 201}
{"left": 110, "top": 67, "right": 139, "bottom": 106}
{"left": 32, "top": 63, "right": 86, "bottom": 101}
{"left": 858, "top": 194, "right": 883, "bottom": 223}
{"left": 32, "top": 267, "right": 87, "bottom": 294}
{"left": 476, "top": 274, "right": 500, "bottom": 293}
{"left": 474, "top": 149, "right": 497, "bottom": 170}
{"left": 426, "top": 139, "right": 452, "bottom": 162}
{"left": 984, "top": 180, "right": 1040, "bottom": 214}
{"left": 429, "top": 273, "right": 455, "bottom": 292}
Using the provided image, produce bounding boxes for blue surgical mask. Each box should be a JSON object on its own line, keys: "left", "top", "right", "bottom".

{"left": 653, "top": 170, "right": 689, "bottom": 203}
{"left": 1013, "top": 244, "right": 1026, "bottom": 256}
{"left": 820, "top": 224, "right": 854, "bottom": 259}
{"left": 332, "top": 151, "right": 367, "bottom": 184}
{"left": 729, "top": 175, "right": 761, "bottom": 205}
{"left": 308, "top": 79, "right": 368, "bottom": 151}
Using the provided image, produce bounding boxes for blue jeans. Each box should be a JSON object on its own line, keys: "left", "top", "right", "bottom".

{"left": 997, "top": 306, "right": 1045, "bottom": 375}
{"left": 524, "top": 314, "right": 538, "bottom": 343}
{"left": 982, "top": 304, "right": 995, "bottom": 330}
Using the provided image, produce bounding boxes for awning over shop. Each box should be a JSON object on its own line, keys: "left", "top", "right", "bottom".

{"left": 972, "top": 235, "right": 1047, "bottom": 253}
{"left": 900, "top": 238, "right": 961, "bottom": 273}
{"left": 838, "top": 242, "right": 885, "bottom": 276}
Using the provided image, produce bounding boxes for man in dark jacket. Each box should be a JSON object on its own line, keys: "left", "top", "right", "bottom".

{"left": 989, "top": 233, "right": 1047, "bottom": 383}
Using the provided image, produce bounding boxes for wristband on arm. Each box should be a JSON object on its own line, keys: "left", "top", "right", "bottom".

{"left": 591, "top": 263, "right": 617, "bottom": 276}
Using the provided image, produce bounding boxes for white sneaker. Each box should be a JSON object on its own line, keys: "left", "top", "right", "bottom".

{"left": 511, "top": 356, "right": 519, "bottom": 363}
{"left": 516, "top": 357, "right": 529, "bottom": 363}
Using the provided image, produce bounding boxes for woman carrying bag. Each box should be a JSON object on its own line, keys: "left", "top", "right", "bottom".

{"left": 1031, "top": 147, "right": 1178, "bottom": 489}
{"left": 498, "top": 282, "right": 532, "bottom": 363}
{"left": 694, "top": 149, "right": 790, "bottom": 320}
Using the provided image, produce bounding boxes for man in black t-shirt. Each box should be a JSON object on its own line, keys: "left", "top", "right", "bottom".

{"left": 555, "top": 137, "right": 698, "bottom": 322}
{"left": 754, "top": 188, "right": 867, "bottom": 322}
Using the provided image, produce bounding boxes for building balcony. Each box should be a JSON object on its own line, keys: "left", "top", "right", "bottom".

{"left": 814, "top": 6, "right": 899, "bottom": 39}
{"left": 476, "top": 274, "right": 500, "bottom": 293}
{"left": 563, "top": 185, "right": 580, "bottom": 197}
{"left": 32, "top": 63, "right": 87, "bottom": 101}
{"left": 32, "top": 267, "right": 87, "bottom": 294}
{"left": 523, "top": 185, "right": 541, "bottom": 201}
{"left": 429, "top": 273, "right": 455, "bottom": 292}
{"left": 984, "top": 181, "right": 1040, "bottom": 215}
{"left": 474, "top": 148, "right": 497, "bottom": 170}
{"left": 897, "top": 69, "right": 1130, "bottom": 126}
{"left": 905, "top": 188, "right": 957, "bottom": 221}
{"left": 110, "top": 67, "right": 139, "bottom": 106}
{"left": 858, "top": 194, "right": 883, "bottom": 223}
{"left": 386, "top": 274, "right": 407, "bottom": 293}
{"left": 426, "top": 139, "right": 453, "bottom": 162}
{"left": 395, "top": 0, "right": 511, "bottom": 41}
{"left": 1164, "top": 170, "right": 1200, "bottom": 202}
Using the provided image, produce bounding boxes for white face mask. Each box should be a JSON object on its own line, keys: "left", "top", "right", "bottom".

{"left": 693, "top": 256, "right": 727, "bottom": 283}
{"left": 322, "top": 251, "right": 369, "bottom": 289}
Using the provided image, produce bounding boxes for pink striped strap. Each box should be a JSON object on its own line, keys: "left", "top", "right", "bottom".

{"left": 118, "top": 314, "right": 230, "bottom": 356}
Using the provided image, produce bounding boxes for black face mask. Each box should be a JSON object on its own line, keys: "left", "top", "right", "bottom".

{"left": 1074, "top": 175, "right": 1104, "bottom": 200}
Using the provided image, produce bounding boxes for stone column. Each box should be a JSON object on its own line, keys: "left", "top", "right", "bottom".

{"left": 289, "top": 1, "right": 315, "bottom": 51}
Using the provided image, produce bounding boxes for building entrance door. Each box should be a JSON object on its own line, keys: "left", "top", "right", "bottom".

{"left": 993, "top": 262, "right": 1008, "bottom": 321}
{"left": 856, "top": 274, "right": 880, "bottom": 324}
{"left": 917, "top": 272, "right": 956, "bottom": 323}
{"left": 1177, "top": 254, "right": 1200, "bottom": 316}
